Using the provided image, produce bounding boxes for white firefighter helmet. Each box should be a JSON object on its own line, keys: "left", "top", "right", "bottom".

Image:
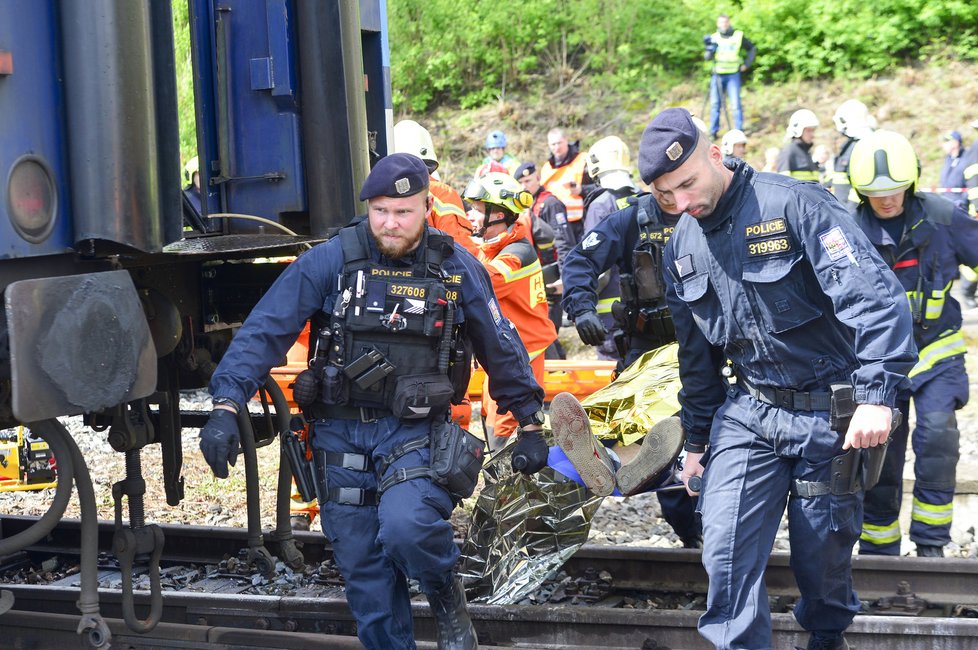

{"left": 393, "top": 120, "right": 438, "bottom": 171}
{"left": 833, "top": 99, "right": 877, "bottom": 138}
{"left": 785, "top": 109, "right": 820, "bottom": 139}
{"left": 721, "top": 129, "right": 748, "bottom": 156}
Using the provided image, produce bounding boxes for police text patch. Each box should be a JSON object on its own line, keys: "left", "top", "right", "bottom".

{"left": 674, "top": 254, "right": 695, "bottom": 279}
{"left": 746, "top": 236, "right": 792, "bottom": 257}
{"left": 745, "top": 218, "right": 787, "bottom": 239}
{"left": 818, "top": 226, "right": 854, "bottom": 262}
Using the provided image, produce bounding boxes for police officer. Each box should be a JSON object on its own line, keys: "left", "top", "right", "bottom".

{"left": 198, "top": 153, "right": 549, "bottom": 650}
{"left": 559, "top": 132, "right": 700, "bottom": 547}
{"left": 848, "top": 130, "right": 978, "bottom": 557}
{"left": 647, "top": 108, "right": 915, "bottom": 650}
{"left": 777, "top": 109, "right": 822, "bottom": 182}
{"left": 830, "top": 99, "right": 876, "bottom": 204}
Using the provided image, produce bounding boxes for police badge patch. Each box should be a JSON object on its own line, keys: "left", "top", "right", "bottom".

{"left": 581, "top": 231, "right": 601, "bottom": 250}
{"left": 674, "top": 254, "right": 695, "bottom": 279}
{"left": 394, "top": 177, "right": 411, "bottom": 195}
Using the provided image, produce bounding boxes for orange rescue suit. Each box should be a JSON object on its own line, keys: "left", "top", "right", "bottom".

{"left": 429, "top": 178, "right": 479, "bottom": 257}
{"left": 477, "top": 215, "right": 557, "bottom": 439}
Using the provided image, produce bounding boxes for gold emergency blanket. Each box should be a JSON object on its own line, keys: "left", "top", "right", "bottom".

{"left": 459, "top": 344, "right": 683, "bottom": 603}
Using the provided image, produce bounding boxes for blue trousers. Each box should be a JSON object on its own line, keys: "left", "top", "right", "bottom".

{"left": 709, "top": 72, "right": 743, "bottom": 135}
{"left": 698, "top": 389, "right": 861, "bottom": 649}
{"left": 861, "top": 357, "right": 968, "bottom": 554}
{"left": 312, "top": 416, "right": 457, "bottom": 650}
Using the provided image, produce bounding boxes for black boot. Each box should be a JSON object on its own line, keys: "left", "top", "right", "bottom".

{"left": 426, "top": 576, "right": 478, "bottom": 650}
{"left": 798, "top": 633, "right": 850, "bottom": 650}
{"left": 917, "top": 544, "right": 944, "bottom": 557}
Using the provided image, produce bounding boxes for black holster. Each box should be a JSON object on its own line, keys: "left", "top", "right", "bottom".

{"left": 282, "top": 419, "right": 317, "bottom": 503}
{"left": 825, "top": 384, "right": 900, "bottom": 494}
{"left": 429, "top": 419, "right": 484, "bottom": 504}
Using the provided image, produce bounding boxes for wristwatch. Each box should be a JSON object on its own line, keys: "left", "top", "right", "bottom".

{"left": 212, "top": 396, "right": 241, "bottom": 414}
{"left": 518, "top": 409, "right": 546, "bottom": 428}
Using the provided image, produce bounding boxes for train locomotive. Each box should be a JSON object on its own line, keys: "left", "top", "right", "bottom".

{"left": 0, "top": 0, "right": 390, "bottom": 646}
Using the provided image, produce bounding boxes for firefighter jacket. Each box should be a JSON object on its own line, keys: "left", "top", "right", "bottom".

{"left": 477, "top": 216, "right": 558, "bottom": 360}
{"left": 707, "top": 29, "right": 756, "bottom": 74}
{"left": 563, "top": 194, "right": 680, "bottom": 344}
{"left": 210, "top": 219, "right": 544, "bottom": 422}
{"left": 531, "top": 187, "right": 573, "bottom": 268}
{"left": 663, "top": 160, "right": 916, "bottom": 448}
{"left": 540, "top": 141, "right": 594, "bottom": 224}
{"left": 776, "top": 139, "right": 821, "bottom": 182}
{"left": 853, "top": 193, "right": 978, "bottom": 379}
{"left": 831, "top": 136, "right": 858, "bottom": 202}
{"left": 429, "top": 178, "right": 479, "bottom": 256}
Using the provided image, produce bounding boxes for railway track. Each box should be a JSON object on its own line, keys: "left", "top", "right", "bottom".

{"left": 1, "top": 516, "right": 976, "bottom": 649}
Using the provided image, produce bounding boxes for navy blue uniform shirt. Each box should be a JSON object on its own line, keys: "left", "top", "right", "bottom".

{"left": 210, "top": 225, "right": 544, "bottom": 420}
{"left": 663, "top": 160, "right": 916, "bottom": 447}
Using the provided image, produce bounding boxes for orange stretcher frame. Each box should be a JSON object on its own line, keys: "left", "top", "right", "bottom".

{"left": 266, "top": 324, "right": 616, "bottom": 408}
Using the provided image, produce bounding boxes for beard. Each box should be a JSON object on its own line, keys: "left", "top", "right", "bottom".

{"left": 370, "top": 220, "right": 425, "bottom": 259}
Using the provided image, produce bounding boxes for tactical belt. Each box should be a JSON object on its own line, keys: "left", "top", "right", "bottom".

{"left": 313, "top": 449, "right": 379, "bottom": 506}
{"left": 320, "top": 404, "right": 393, "bottom": 422}
{"left": 738, "top": 376, "right": 831, "bottom": 411}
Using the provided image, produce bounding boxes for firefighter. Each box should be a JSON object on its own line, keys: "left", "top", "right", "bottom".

{"left": 199, "top": 153, "right": 549, "bottom": 650}
{"left": 539, "top": 127, "right": 594, "bottom": 238}
{"left": 393, "top": 119, "right": 479, "bottom": 257}
{"left": 849, "top": 130, "right": 978, "bottom": 557}
{"left": 649, "top": 108, "right": 914, "bottom": 650}
{"left": 463, "top": 172, "right": 557, "bottom": 449}
{"left": 720, "top": 129, "right": 748, "bottom": 164}
{"left": 777, "top": 109, "right": 822, "bottom": 181}
{"left": 481, "top": 130, "right": 521, "bottom": 176}
{"left": 830, "top": 99, "right": 877, "bottom": 204}
{"left": 515, "top": 161, "right": 569, "bottom": 359}
{"left": 183, "top": 155, "right": 202, "bottom": 213}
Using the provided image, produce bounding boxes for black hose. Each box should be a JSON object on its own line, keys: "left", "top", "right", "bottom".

{"left": 235, "top": 406, "right": 263, "bottom": 553}
{"left": 0, "top": 422, "right": 74, "bottom": 556}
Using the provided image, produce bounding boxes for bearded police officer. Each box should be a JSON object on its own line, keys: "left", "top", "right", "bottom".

{"left": 648, "top": 108, "right": 915, "bottom": 650}
{"left": 198, "top": 153, "right": 548, "bottom": 650}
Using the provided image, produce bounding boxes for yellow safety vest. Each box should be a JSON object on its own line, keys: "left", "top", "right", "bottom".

{"left": 712, "top": 30, "right": 744, "bottom": 74}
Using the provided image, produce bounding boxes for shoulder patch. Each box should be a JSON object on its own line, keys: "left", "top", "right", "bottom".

{"left": 674, "top": 254, "right": 695, "bottom": 279}
{"left": 581, "top": 231, "right": 602, "bottom": 250}
{"left": 818, "top": 225, "right": 854, "bottom": 262}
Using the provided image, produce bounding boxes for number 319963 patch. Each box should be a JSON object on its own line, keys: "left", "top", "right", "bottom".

{"left": 746, "top": 236, "right": 791, "bottom": 257}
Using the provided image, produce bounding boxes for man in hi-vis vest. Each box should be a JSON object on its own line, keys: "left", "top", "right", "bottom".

{"left": 540, "top": 127, "right": 594, "bottom": 247}
{"left": 704, "top": 14, "right": 756, "bottom": 140}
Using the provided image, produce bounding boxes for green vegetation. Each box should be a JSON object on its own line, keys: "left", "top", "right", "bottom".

{"left": 172, "top": 0, "right": 196, "bottom": 169}
{"left": 388, "top": 0, "right": 978, "bottom": 112}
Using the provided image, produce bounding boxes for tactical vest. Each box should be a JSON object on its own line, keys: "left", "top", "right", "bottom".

{"left": 312, "top": 222, "right": 467, "bottom": 419}
{"left": 614, "top": 195, "right": 676, "bottom": 345}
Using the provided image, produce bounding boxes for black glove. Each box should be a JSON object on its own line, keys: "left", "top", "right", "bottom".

{"left": 703, "top": 34, "right": 714, "bottom": 46}
{"left": 511, "top": 429, "right": 548, "bottom": 475}
{"left": 199, "top": 408, "right": 240, "bottom": 478}
{"left": 575, "top": 311, "right": 607, "bottom": 346}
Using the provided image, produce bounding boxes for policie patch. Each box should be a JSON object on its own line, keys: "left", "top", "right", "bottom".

{"left": 745, "top": 218, "right": 786, "bottom": 240}
{"left": 746, "top": 236, "right": 792, "bottom": 257}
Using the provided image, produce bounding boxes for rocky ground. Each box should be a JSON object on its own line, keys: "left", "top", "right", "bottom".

{"left": 2, "top": 318, "right": 977, "bottom": 560}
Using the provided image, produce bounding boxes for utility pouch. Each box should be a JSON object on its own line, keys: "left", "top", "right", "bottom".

{"left": 633, "top": 250, "right": 663, "bottom": 302}
{"left": 321, "top": 365, "right": 349, "bottom": 404}
{"left": 282, "top": 419, "right": 317, "bottom": 503}
{"left": 390, "top": 373, "right": 454, "bottom": 419}
{"left": 429, "top": 418, "right": 485, "bottom": 504}
{"left": 541, "top": 262, "right": 560, "bottom": 287}
{"left": 618, "top": 274, "right": 637, "bottom": 305}
{"left": 344, "top": 349, "right": 395, "bottom": 389}
{"left": 829, "top": 384, "right": 856, "bottom": 433}
{"left": 829, "top": 447, "right": 862, "bottom": 495}
{"left": 447, "top": 335, "right": 473, "bottom": 404}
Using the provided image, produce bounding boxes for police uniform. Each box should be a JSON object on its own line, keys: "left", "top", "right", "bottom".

{"left": 578, "top": 185, "right": 637, "bottom": 361}
{"left": 561, "top": 193, "right": 702, "bottom": 544}
{"left": 646, "top": 110, "right": 915, "bottom": 648}
{"left": 207, "top": 154, "right": 544, "bottom": 649}
{"left": 853, "top": 192, "right": 978, "bottom": 554}
{"left": 831, "top": 136, "right": 859, "bottom": 203}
